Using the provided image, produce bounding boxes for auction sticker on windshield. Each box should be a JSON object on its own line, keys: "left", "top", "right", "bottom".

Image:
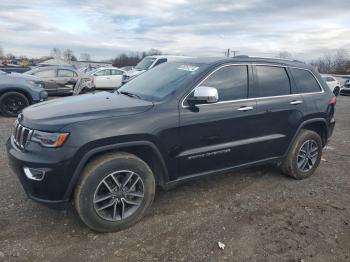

{"left": 177, "top": 65, "right": 199, "bottom": 72}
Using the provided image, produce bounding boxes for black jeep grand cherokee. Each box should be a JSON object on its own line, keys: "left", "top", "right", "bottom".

{"left": 7, "top": 57, "right": 336, "bottom": 232}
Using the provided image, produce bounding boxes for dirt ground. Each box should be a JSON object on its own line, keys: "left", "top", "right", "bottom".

{"left": 0, "top": 96, "right": 349, "bottom": 262}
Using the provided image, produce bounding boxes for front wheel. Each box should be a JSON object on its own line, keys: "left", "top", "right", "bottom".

{"left": 281, "top": 129, "right": 322, "bottom": 180}
{"left": 333, "top": 86, "right": 340, "bottom": 96}
{"left": 0, "top": 91, "right": 29, "bottom": 117}
{"left": 74, "top": 152, "right": 156, "bottom": 232}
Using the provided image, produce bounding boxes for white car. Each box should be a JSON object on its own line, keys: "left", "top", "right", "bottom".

{"left": 90, "top": 67, "right": 125, "bottom": 89}
{"left": 122, "top": 55, "right": 192, "bottom": 84}
{"left": 321, "top": 75, "right": 341, "bottom": 96}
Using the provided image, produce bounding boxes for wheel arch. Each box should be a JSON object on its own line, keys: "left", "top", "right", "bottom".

{"left": 0, "top": 88, "right": 33, "bottom": 104}
{"left": 64, "top": 141, "right": 169, "bottom": 201}
{"left": 284, "top": 118, "right": 328, "bottom": 157}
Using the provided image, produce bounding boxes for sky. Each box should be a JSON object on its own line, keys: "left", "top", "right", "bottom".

{"left": 0, "top": 0, "right": 350, "bottom": 61}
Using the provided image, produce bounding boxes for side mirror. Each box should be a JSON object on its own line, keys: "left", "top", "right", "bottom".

{"left": 187, "top": 86, "right": 219, "bottom": 106}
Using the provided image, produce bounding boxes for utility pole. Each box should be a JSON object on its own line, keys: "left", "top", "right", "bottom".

{"left": 232, "top": 50, "right": 239, "bottom": 57}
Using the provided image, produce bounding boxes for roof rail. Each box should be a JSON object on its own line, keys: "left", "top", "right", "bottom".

{"left": 248, "top": 56, "right": 304, "bottom": 63}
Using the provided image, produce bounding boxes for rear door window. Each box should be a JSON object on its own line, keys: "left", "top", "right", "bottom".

{"left": 290, "top": 68, "right": 322, "bottom": 93}
{"left": 256, "top": 66, "right": 291, "bottom": 97}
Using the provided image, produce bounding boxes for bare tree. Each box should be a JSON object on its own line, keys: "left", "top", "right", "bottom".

{"left": 311, "top": 49, "right": 350, "bottom": 74}
{"left": 0, "top": 47, "right": 4, "bottom": 59}
{"left": 51, "top": 48, "right": 61, "bottom": 59}
{"left": 80, "top": 53, "right": 91, "bottom": 61}
{"left": 63, "top": 49, "right": 75, "bottom": 61}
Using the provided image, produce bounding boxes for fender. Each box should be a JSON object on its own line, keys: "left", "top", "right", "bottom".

{"left": 63, "top": 141, "right": 169, "bottom": 200}
{"left": 283, "top": 118, "right": 327, "bottom": 158}
{"left": 0, "top": 87, "right": 33, "bottom": 103}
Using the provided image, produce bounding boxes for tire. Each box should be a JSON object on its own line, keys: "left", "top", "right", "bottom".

{"left": 74, "top": 152, "right": 156, "bottom": 232}
{"left": 333, "top": 86, "right": 340, "bottom": 96}
{"left": 281, "top": 129, "right": 322, "bottom": 180}
{"left": 0, "top": 91, "right": 29, "bottom": 117}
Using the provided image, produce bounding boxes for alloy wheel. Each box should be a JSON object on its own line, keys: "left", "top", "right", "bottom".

{"left": 297, "top": 140, "right": 319, "bottom": 172}
{"left": 2, "top": 95, "right": 27, "bottom": 115}
{"left": 93, "top": 170, "right": 144, "bottom": 221}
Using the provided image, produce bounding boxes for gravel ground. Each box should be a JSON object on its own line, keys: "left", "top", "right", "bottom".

{"left": 0, "top": 96, "right": 349, "bottom": 262}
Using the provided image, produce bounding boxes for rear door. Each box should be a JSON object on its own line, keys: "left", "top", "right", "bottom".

{"left": 110, "top": 69, "right": 124, "bottom": 88}
{"left": 178, "top": 64, "right": 262, "bottom": 177}
{"left": 253, "top": 65, "right": 304, "bottom": 159}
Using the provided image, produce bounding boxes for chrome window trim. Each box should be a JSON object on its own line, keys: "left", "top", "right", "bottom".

{"left": 181, "top": 63, "right": 324, "bottom": 108}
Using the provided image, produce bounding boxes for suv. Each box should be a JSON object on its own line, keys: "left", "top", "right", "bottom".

{"left": 122, "top": 55, "right": 191, "bottom": 84}
{"left": 0, "top": 70, "right": 48, "bottom": 117}
{"left": 7, "top": 57, "right": 336, "bottom": 232}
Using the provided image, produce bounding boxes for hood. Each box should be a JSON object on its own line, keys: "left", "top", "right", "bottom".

{"left": 21, "top": 91, "right": 153, "bottom": 131}
{"left": 10, "top": 72, "right": 42, "bottom": 81}
{"left": 125, "top": 69, "right": 146, "bottom": 77}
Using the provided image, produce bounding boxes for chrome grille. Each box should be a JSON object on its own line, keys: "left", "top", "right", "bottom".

{"left": 13, "top": 120, "right": 33, "bottom": 150}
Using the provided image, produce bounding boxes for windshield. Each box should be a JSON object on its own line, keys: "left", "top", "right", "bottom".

{"left": 118, "top": 62, "right": 205, "bottom": 101}
{"left": 135, "top": 57, "right": 156, "bottom": 70}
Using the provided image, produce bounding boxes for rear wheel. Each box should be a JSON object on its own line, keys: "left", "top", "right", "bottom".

{"left": 281, "top": 129, "right": 322, "bottom": 179}
{"left": 0, "top": 91, "right": 29, "bottom": 117}
{"left": 74, "top": 152, "right": 156, "bottom": 232}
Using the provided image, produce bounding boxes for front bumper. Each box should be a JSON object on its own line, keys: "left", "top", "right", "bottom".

{"left": 6, "top": 137, "right": 76, "bottom": 209}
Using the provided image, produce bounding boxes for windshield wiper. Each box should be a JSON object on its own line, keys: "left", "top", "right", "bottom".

{"left": 119, "top": 91, "right": 142, "bottom": 99}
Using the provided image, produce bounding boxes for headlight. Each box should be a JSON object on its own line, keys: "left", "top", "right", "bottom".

{"left": 31, "top": 130, "right": 69, "bottom": 148}
{"left": 26, "top": 80, "right": 43, "bottom": 88}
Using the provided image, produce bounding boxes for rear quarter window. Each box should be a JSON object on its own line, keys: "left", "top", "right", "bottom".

{"left": 290, "top": 68, "right": 322, "bottom": 93}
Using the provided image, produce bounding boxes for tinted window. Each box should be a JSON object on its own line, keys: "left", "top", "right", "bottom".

{"left": 256, "top": 66, "right": 290, "bottom": 97}
{"left": 34, "top": 69, "right": 56, "bottom": 78}
{"left": 57, "top": 69, "right": 76, "bottom": 77}
{"left": 291, "top": 68, "right": 321, "bottom": 93}
{"left": 153, "top": 58, "right": 167, "bottom": 67}
{"left": 200, "top": 65, "right": 248, "bottom": 101}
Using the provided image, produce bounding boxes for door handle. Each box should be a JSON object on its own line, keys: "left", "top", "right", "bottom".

{"left": 290, "top": 100, "right": 303, "bottom": 105}
{"left": 237, "top": 106, "right": 254, "bottom": 111}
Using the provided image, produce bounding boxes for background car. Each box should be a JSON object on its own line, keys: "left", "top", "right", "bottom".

{"left": 0, "top": 70, "right": 47, "bottom": 116}
{"left": 89, "top": 67, "right": 125, "bottom": 89}
{"left": 321, "top": 75, "right": 341, "bottom": 96}
{"left": 122, "top": 55, "right": 191, "bottom": 84}
{"left": 340, "top": 79, "right": 350, "bottom": 95}
{"left": 25, "top": 66, "right": 93, "bottom": 95}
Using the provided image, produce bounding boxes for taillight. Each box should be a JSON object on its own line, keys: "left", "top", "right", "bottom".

{"left": 330, "top": 96, "right": 337, "bottom": 105}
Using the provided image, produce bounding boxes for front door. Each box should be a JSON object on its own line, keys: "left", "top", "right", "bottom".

{"left": 178, "top": 64, "right": 261, "bottom": 177}
{"left": 94, "top": 69, "right": 111, "bottom": 88}
{"left": 55, "top": 69, "right": 78, "bottom": 93}
{"left": 34, "top": 69, "right": 57, "bottom": 94}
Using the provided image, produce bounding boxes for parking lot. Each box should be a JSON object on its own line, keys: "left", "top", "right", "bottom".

{"left": 0, "top": 96, "right": 349, "bottom": 261}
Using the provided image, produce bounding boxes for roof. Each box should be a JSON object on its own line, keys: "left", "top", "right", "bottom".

{"left": 39, "top": 58, "right": 70, "bottom": 66}
{"left": 179, "top": 56, "right": 308, "bottom": 68}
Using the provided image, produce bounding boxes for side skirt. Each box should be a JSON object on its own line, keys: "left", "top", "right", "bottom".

{"left": 161, "top": 156, "right": 282, "bottom": 190}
